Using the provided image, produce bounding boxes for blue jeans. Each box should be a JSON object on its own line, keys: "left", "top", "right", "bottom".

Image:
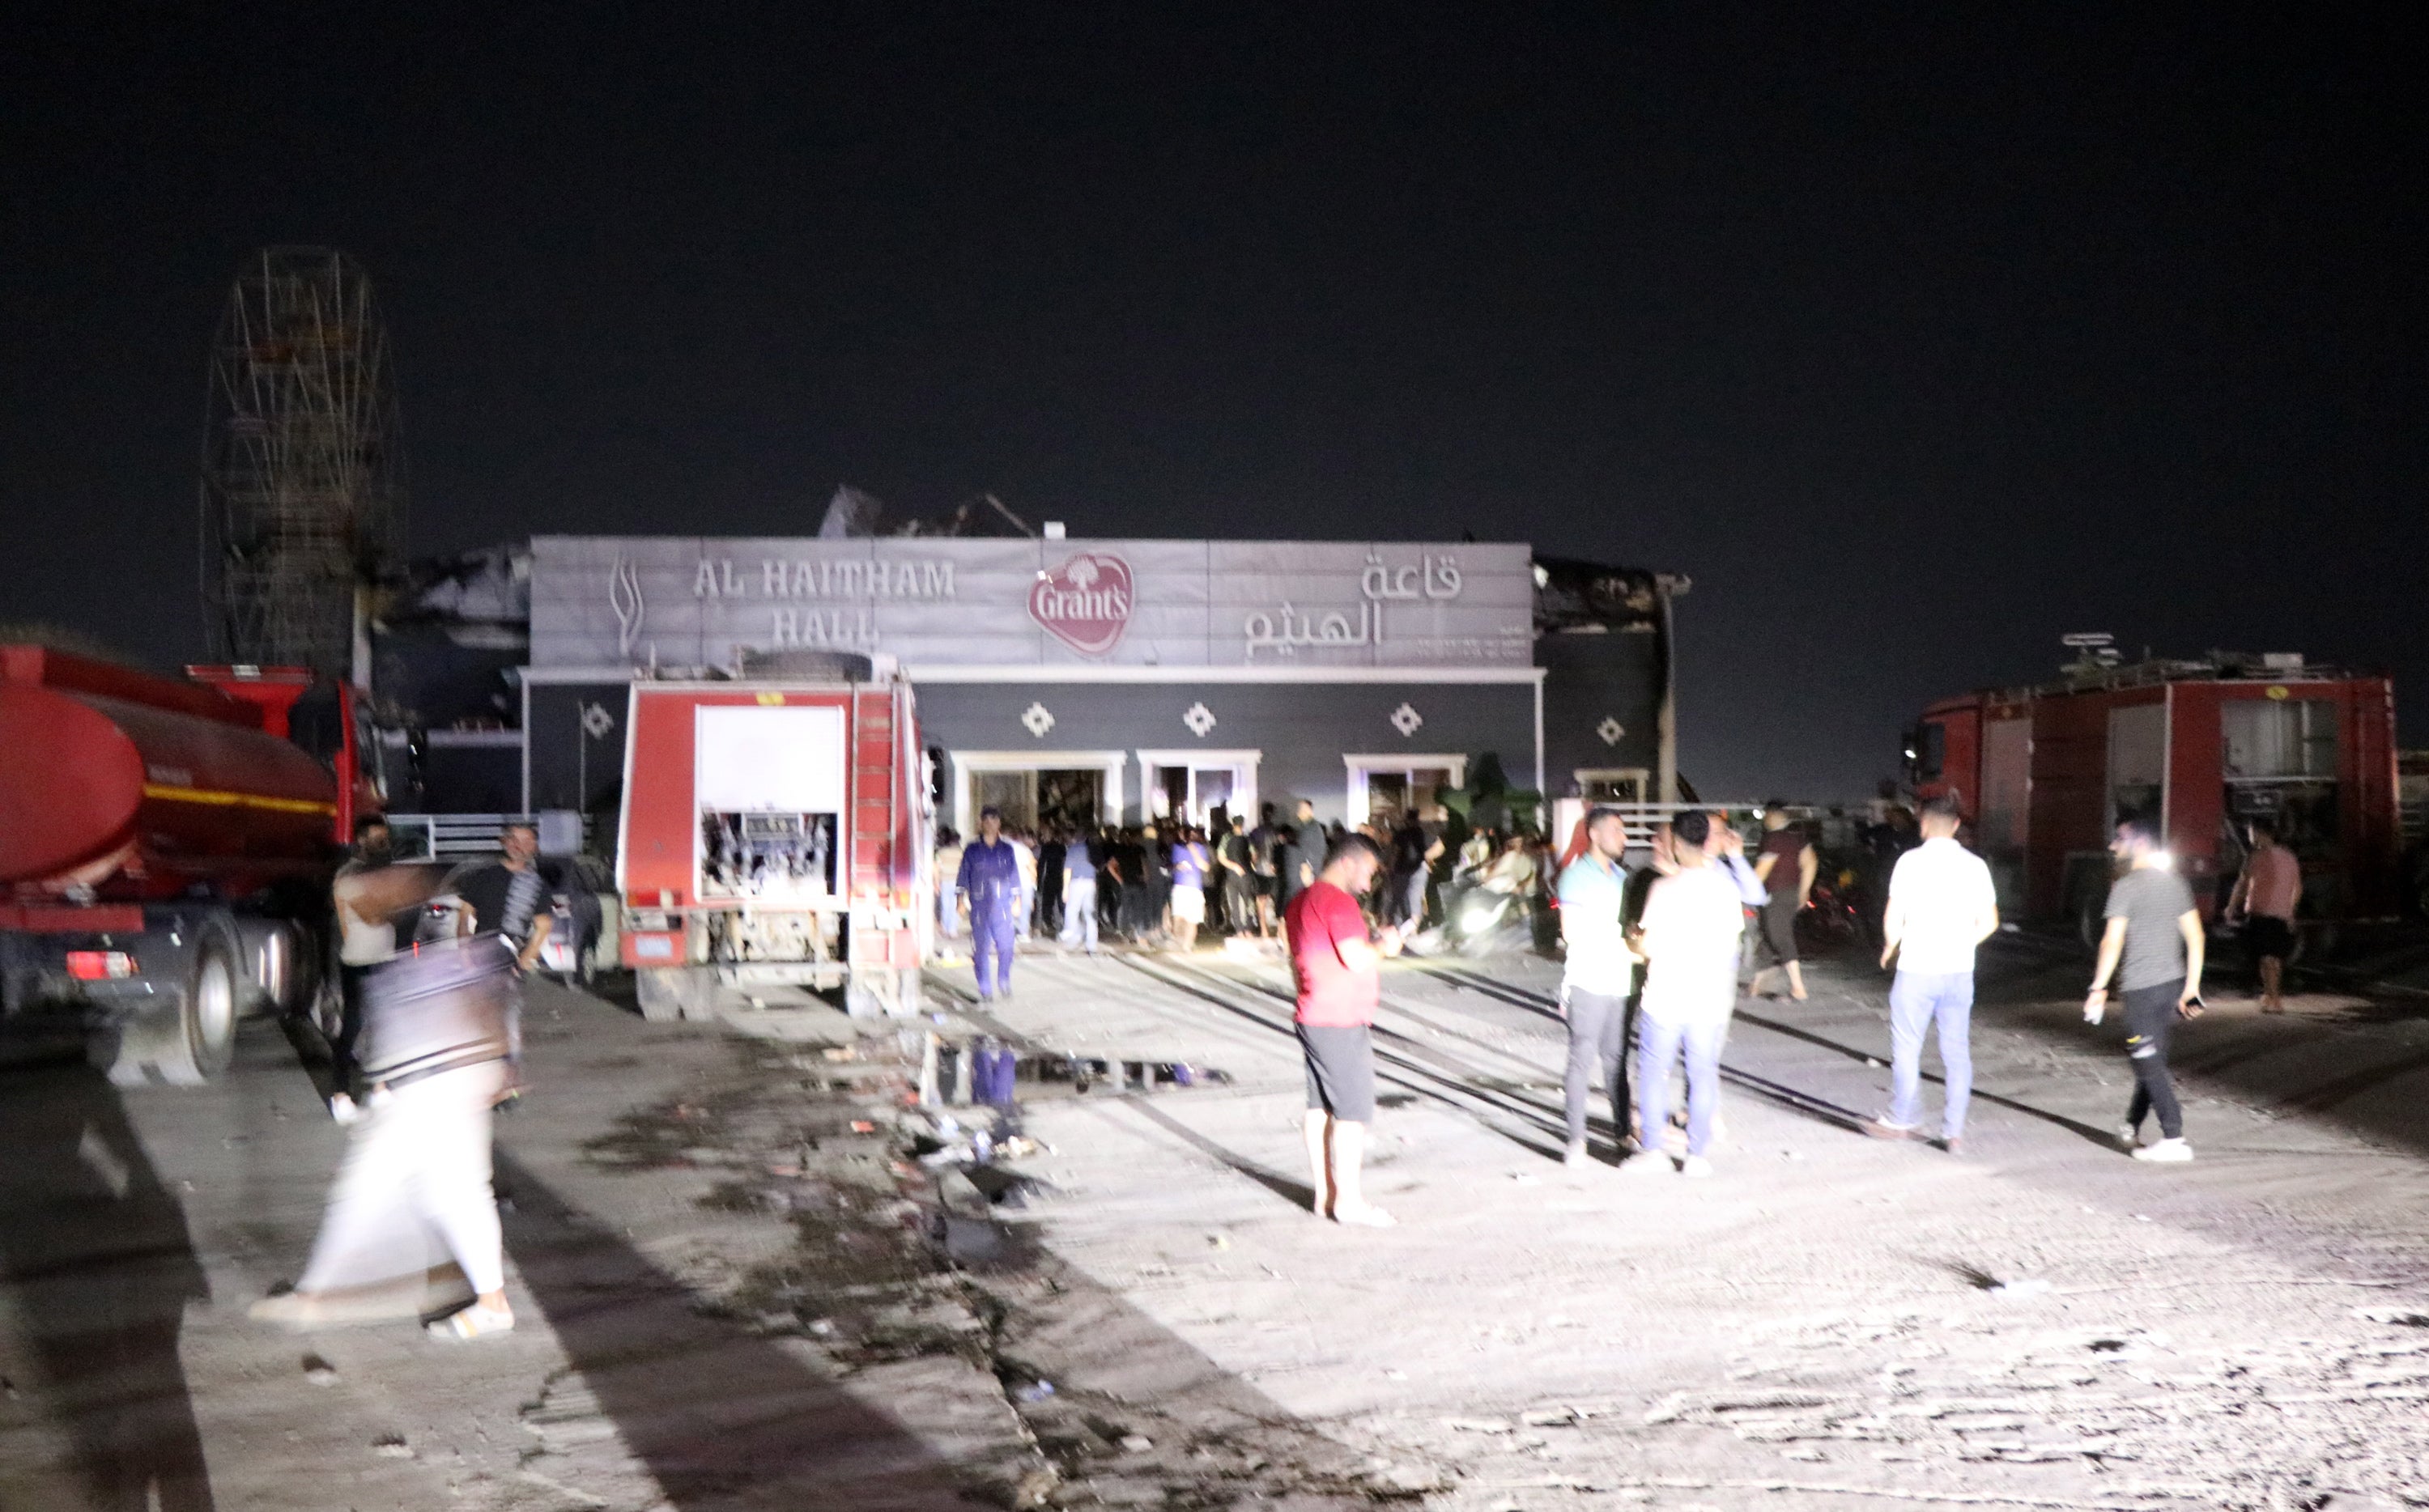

{"left": 1059, "top": 880, "right": 1100, "bottom": 952}
{"left": 1886, "top": 969, "right": 1974, "bottom": 1139}
{"left": 1635, "top": 1013, "right": 1727, "bottom": 1157}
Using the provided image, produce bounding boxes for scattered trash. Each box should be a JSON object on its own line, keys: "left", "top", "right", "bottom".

{"left": 372, "top": 1433, "right": 412, "bottom": 1458}
{"left": 301, "top": 1354, "right": 338, "bottom": 1386}
{"left": 807, "top": 1319, "right": 836, "bottom": 1337}
{"left": 2357, "top": 1307, "right": 2429, "bottom": 1327}
{"left": 1441, "top": 1416, "right": 1514, "bottom": 1433}
{"left": 1010, "top": 1467, "right": 1060, "bottom": 1508}
{"left": 1119, "top": 1433, "right": 1154, "bottom": 1452}
{"left": 1521, "top": 1406, "right": 1579, "bottom": 1426}
{"left": 1989, "top": 1278, "right": 2053, "bottom": 1298}
{"left": 1208, "top": 1232, "right": 1232, "bottom": 1251}
{"left": 1864, "top": 1057, "right": 1883, "bottom": 1068}
{"left": 1015, "top": 1378, "right": 1057, "bottom": 1404}
{"left": 821, "top": 1046, "right": 857, "bottom": 1062}
{"left": 849, "top": 1120, "right": 878, "bottom": 1134}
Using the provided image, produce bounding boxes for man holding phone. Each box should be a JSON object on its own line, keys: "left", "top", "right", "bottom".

{"left": 2084, "top": 816, "right": 2206, "bottom": 1162}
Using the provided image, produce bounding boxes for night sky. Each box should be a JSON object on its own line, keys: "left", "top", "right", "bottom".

{"left": 5, "top": 7, "right": 2422, "bottom": 800}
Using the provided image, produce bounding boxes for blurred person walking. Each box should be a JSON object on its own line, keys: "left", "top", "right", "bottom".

{"left": 1249, "top": 802, "right": 1283, "bottom": 937}
{"left": 1748, "top": 804, "right": 1817, "bottom": 1001}
{"left": 2225, "top": 817, "right": 2302, "bottom": 1013}
{"left": 1059, "top": 830, "right": 1102, "bottom": 954}
{"left": 2085, "top": 817, "right": 2207, "bottom": 1162}
{"left": 326, "top": 814, "right": 398, "bottom": 1120}
{"left": 1627, "top": 811, "right": 1746, "bottom": 1177}
{"left": 1556, "top": 807, "right": 1636, "bottom": 1166}
{"left": 1170, "top": 826, "right": 1212, "bottom": 952}
{"left": 1218, "top": 813, "right": 1257, "bottom": 935}
{"left": 1287, "top": 833, "right": 1406, "bottom": 1226}
{"left": 253, "top": 893, "right": 521, "bottom": 1340}
{"left": 1010, "top": 826, "right": 1039, "bottom": 941}
{"left": 957, "top": 806, "right": 1023, "bottom": 1002}
{"left": 1862, "top": 796, "right": 1999, "bottom": 1154}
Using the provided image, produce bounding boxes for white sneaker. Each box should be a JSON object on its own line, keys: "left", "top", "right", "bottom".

{"left": 1680, "top": 1155, "right": 1714, "bottom": 1179}
{"left": 1563, "top": 1140, "right": 1589, "bottom": 1168}
{"left": 329, "top": 1094, "right": 359, "bottom": 1126}
{"left": 2131, "top": 1137, "right": 2194, "bottom": 1163}
{"left": 2116, "top": 1123, "right": 2139, "bottom": 1149}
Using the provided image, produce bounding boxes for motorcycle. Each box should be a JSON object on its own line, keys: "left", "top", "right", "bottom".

{"left": 1404, "top": 877, "right": 1534, "bottom": 958}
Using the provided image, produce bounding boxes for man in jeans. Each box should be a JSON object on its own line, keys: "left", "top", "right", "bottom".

{"left": 1556, "top": 808, "right": 1635, "bottom": 1168}
{"left": 1627, "top": 810, "right": 1746, "bottom": 1178}
{"left": 2086, "top": 816, "right": 2206, "bottom": 1162}
{"left": 1058, "top": 829, "right": 1101, "bottom": 955}
{"left": 1863, "top": 796, "right": 1998, "bottom": 1155}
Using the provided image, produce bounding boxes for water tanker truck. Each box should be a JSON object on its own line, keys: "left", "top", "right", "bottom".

{"left": 0, "top": 645, "right": 397, "bottom": 1084}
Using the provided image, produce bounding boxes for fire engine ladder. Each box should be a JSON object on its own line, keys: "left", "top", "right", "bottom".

{"left": 847, "top": 685, "right": 900, "bottom": 898}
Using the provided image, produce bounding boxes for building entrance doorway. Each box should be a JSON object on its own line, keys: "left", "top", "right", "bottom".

{"left": 1137, "top": 750, "right": 1261, "bottom": 831}
{"left": 951, "top": 751, "right": 1126, "bottom": 839}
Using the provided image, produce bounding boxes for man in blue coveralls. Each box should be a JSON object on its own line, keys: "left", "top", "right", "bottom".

{"left": 957, "top": 805, "right": 1023, "bottom": 1002}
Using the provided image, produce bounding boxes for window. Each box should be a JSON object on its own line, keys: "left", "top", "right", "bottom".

{"left": 1343, "top": 755, "right": 1468, "bottom": 826}
{"left": 2223, "top": 699, "right": 2338, "bottom": 779}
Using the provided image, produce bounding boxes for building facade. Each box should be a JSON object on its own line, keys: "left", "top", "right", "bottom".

{"left": 497, "top": 534, "right": 1669, "bottom": 839}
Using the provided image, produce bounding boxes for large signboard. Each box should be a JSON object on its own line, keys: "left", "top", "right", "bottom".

{"left": 531, "top": 536, "right": 1534, "bottom": 669}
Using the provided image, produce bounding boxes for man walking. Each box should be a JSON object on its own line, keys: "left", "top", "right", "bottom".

{"left": 2085, "top": 817, "right": 2206, "bottom": 1162}
{"left": 447, "top": 821, "right": 551, "bottom": 1087}
{"left": 1556, "top": 807, "right": 1636, "bottom": 1167}
{"left": 1218, "top": 814, "right": 1257, "bottom": 935}
{"left": 1627, "top": 811, "right": 1746, "bottom": 1177}
{"left": 1748, "top": 804, "right": 1815, "bottom": 1000}
{"left": 957, "top": 806, "right": 1023, "bottom": 1002}
{"left": 1863, "top": 796, "right": 1998, "bottom": 1154}
{"left": 1287, "top": 833, "right": 1405, "bottom": 1226}
{"left": 1059, "top": 829, "right": 1102, "bottom": 954}
{"left": 327, "top": 814, "right": 398, "bottom": 1120}
{"left": 2225, "top": 817, "right": 2301, "bottom": 1013}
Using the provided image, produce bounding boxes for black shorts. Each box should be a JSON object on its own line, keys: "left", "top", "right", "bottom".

{"left": 1298, "top": 1022, "right": 1377, "bottom": 1123}
{"left": 2244, "top": 914, "right": 2296, "bottom": 962}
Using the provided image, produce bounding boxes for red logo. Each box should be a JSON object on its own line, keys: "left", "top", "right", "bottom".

{"left": 1030, "top": 552, "right": 1134, "bottom": 656}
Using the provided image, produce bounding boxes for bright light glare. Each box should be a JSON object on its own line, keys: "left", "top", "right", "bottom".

{"left": 2150, "top": 849, "right": 2176, "bottom": 871}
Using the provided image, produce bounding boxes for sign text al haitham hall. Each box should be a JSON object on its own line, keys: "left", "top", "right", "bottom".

{"left": 537, "top": 537, "right": 1536, "bottom": 670}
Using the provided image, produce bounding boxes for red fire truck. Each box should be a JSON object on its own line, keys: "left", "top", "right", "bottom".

{"left": 615, "top": 660, "right": 929, "bottom": 1020}
{"left": 1908, "top": 647, "right": 2399, "bottom": 932}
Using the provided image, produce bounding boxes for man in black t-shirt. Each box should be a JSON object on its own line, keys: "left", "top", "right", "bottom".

{"left": 448, "top": 822, "right": 554, "bottom": 974}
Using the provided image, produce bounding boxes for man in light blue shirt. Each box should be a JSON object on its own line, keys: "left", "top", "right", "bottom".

{"left": 1557, "top": 808, "right": 1636, "bottom": 1167}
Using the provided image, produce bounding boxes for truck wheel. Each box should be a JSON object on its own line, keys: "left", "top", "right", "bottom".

{"left": 103, "top": 932, "right": 240, "bottom": 1087}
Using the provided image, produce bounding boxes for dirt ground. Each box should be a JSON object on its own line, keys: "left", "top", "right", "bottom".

{"left": 6, "top": 933, "right": 2429, "bottom": 1510}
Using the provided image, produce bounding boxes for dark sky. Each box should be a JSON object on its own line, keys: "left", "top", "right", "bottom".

{"left": 5, "top": 6, "right": 2423, "bottom": 799}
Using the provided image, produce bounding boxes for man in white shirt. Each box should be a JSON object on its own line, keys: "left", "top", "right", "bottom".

{"left": 1627, "top": 811, "right": 1749, "bottom": 1178}
{"left": 1865, "top": 796, "right": 1999, "bottom": 1154}
{"left": 1556, "top": 808, "right": 1636, "bottom": 1167}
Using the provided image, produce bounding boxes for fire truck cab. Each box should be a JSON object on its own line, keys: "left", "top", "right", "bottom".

{"left": 1908, "top": 648, "right": 2398, "bottom": 932}
{"left": 615, "top": 656, "right": 929, "bottom": 1021}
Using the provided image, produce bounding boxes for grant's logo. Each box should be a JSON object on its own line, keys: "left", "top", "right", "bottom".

{"left": 1029, "top": 552, "right": 1134, "bottom": 656}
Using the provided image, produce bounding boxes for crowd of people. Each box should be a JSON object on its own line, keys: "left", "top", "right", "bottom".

{"left": 935, "top": 796, "right": 1561, "bottom": 990}
{"left": 1278, "top": 796, "right": 2227, "bottom": 1227}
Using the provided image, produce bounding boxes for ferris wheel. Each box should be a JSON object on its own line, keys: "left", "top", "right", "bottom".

{"left": 199, "top": 247, "right": 405, "bottom": 677}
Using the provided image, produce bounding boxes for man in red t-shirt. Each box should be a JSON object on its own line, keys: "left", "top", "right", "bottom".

{"left": 1285, "top": 831, "right": 1405, "bottom": 1227}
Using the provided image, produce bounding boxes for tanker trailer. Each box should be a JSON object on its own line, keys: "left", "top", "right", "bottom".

{"left": 0, "top": 646, "right": 389, "bottom": 1085}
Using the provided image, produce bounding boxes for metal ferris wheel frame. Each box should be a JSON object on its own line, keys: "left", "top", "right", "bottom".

{"left": 199, "top": 246, "right": 406, "bottom": 676}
